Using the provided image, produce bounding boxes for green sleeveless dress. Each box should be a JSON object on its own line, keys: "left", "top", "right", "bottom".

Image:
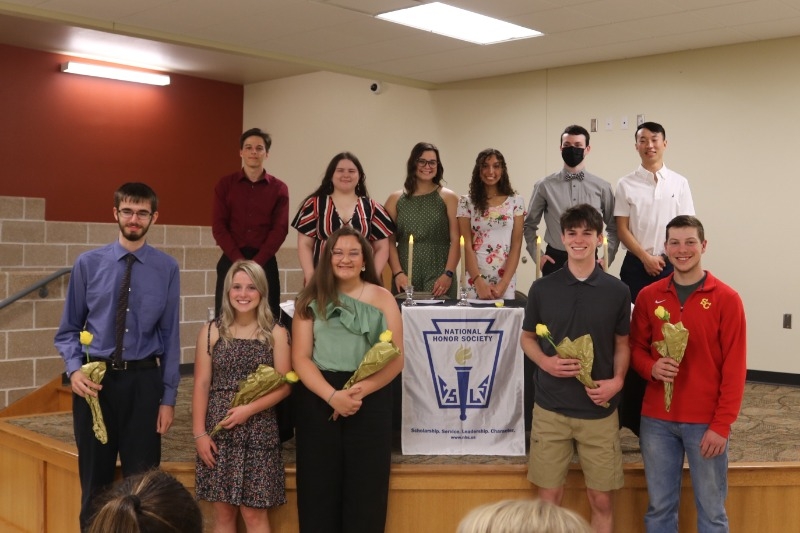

{"left": 395, "top": 190, "right": 457, "bottom": 298}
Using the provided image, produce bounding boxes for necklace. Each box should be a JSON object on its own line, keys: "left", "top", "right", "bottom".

{"left": 346, "top": 282, "right": 366, "bottom": 301}
{"left": 232, "top": 323, "right": 259, "bottom": 339}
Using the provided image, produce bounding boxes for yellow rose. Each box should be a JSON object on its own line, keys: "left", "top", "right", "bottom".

{"left": 284, "top": 371, "right": 300, "bottom": 384}
{"left": 535, "top": 324, "right": 550, "bottom": 337}
{"left": 379, "top": 330, "right": 393, "bottom": 343}
{"left": 654, "top": 306, "right": 671, "bottom": 322}
{"left": 79, "top": 330, "right": 94, "bottom": 346}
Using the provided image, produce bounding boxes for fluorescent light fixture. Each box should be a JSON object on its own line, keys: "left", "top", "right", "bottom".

{"left": 61, "top": 61, "right": 170, "bottom": 86}
{"left": 376, "top": 2, "right": 542, "bottom": 45}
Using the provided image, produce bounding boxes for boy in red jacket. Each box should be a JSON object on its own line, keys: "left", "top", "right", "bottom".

{"left": 630, "top": 215, "right": 746, "bottom": 533}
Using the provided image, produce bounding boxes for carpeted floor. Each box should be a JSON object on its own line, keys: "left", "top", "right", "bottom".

{"left": 9, "top": 381, "right": 800, "bottom": 465}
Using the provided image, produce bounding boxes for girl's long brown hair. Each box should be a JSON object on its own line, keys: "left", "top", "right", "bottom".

{"left": 295, "top": 226, "right": 382, "bottom": 320}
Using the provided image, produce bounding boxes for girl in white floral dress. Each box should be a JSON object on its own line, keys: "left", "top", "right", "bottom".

{"left": 457, "top": 148, "right": 526, "bottom": 300}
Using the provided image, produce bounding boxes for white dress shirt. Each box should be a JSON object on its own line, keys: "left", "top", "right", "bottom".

{"left": 614, "top": 164, "right": 695, "bottom": 256}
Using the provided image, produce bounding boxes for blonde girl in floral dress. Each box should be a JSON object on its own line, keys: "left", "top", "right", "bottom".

{"left": 457, "top": 148, "right": 526, "bottom": 300}
{"left": 193, "top": 260, "right": 291, "bottom": 532}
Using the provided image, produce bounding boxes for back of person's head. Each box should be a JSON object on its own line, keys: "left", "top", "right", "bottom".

{"left": 560, "top": 203, "right": 604, "bottom": 235}
{"left": 88, "top": 470, "right": 202, "bottom": 533}
{"left": 456, "top": 499, "right": 592, "bottom": 533}
{"left": 635, "top": 121, "right": 666, "bottom": 140}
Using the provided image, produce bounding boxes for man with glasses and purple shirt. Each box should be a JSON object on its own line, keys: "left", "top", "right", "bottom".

{"left": 55, "top": 182, "right": 180, "bottom": 531}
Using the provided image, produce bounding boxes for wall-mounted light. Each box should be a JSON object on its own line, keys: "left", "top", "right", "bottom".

{"left": 61, "top": 61, "right": 170, "bottom": 86}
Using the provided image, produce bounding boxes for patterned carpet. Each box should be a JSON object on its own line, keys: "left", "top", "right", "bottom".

{"left": 8, "top": 381, "right": 800, "bottom": 465}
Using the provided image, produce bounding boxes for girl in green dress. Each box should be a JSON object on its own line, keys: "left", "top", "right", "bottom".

{"left": 385, "top": 142, "right": 461, "bottom": 299}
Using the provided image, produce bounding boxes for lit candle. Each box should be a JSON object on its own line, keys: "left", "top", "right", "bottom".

{"left": 407, "top": 234, "right": 414, "bottom": 287}
{"left": 535, "top": 236, "right": 541, "bottom": 279}
{"left": 603, "top": 236, "right": 609, "bottom": 272}
{"left": 459, "top": 235, "right": 466, "bottom": 288}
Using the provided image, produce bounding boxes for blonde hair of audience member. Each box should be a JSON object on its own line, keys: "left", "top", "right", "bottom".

{"left": 457, "top": 499, "right": 592, "bottom": 533}
{"left": 218, "top": 260, "right": 275, "bottom": 347}
{"left": 88, "top": 469, "right": 202, "bottom": 533}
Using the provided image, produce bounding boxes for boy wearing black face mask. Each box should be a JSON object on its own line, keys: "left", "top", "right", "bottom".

{"left": 524, "top": 124, "right": 619, "bottom": 276}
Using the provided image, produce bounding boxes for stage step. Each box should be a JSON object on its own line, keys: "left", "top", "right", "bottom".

{"left": 0, "top": 376, "right": 71, "bottom": 418}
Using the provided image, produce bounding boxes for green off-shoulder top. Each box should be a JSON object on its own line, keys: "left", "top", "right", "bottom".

{"left": 310, "top": 293, "right": 387, "bottom": 372}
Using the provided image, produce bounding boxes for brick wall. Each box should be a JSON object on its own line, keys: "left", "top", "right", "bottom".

{"left": 0, "top": 195, "right": 303, "bottom": 409}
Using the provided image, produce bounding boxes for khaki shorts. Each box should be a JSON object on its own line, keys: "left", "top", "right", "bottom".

{"left": 527, "top": 404, "right": 623, "bottom": 491}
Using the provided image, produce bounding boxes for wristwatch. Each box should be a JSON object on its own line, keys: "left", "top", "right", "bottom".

{"left": 444, "top": 270, "right": 454, "bottom": 278}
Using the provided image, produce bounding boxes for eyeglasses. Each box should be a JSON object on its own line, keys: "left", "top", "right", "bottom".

{"left": 118, "top": 209, "right": 152, "bottom": 220}
{"left": 331, "top": 249, "right": 363, "bottom": 259}
{"left": 416, "top": 158, "right": 438, "bottom": 168}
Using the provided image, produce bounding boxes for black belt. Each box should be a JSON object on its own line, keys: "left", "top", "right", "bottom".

{"left": 87, "top": 356, "right": 159, "bottom": 371}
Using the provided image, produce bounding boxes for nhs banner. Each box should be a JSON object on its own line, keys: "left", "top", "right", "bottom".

{"left": 401, "top": 306, "right": 525, "bottom": 455}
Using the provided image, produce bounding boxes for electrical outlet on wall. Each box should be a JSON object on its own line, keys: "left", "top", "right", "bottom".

{"left": 620, "top": 116, "right": 629, "bottom": 129}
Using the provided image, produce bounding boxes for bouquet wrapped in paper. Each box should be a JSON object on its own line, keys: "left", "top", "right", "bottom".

{"left": 342, "top": 330, "right": 401, "bottom": 390}
{"left": 210, "top": 366, "right": 299, "bottom": 437}
{"left": 79, "top": 330, "right": 108, "bottom": 444}
{"left": 536, "top": 324, "right": 608, "bottom": 408}
{"left": 653, "top": 306, "right": 689, "bottom": 412}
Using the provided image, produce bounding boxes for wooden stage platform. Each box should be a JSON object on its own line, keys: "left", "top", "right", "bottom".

{"left": 2, "top": 378, "right": 800, "bottom": 532}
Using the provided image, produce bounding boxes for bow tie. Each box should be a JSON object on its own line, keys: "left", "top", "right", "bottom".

{"left": 565, "top": 171, "right": 584, "bottom": 181}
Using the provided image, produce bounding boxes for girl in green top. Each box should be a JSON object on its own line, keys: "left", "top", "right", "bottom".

{"left": 291, "top": 226, "right": 404, "bottom": 533}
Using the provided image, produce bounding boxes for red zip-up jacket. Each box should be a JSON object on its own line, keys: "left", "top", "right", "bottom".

{"left": 630, "top": 271, "right": 746, "bottom": 438}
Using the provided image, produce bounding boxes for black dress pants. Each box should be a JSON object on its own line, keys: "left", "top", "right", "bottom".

{"left": 73, "top": 366, "right": 162, "bottom": 530}
{"left": 294, "top": 372, "right": 392, "bottom": 533}
{"left": 541, "top": 246, "right": 569, "bottom": 276}
{"left": 618, "top": 252, "right": 674, "bottom": 435}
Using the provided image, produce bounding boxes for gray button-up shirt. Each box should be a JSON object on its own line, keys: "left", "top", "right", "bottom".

{"left": 523, "top": 169, "right": 619, "bottom": 265}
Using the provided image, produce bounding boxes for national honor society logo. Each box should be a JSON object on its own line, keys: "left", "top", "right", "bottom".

{"left": 422, "top": 318, "right": 503, "bottom": 421}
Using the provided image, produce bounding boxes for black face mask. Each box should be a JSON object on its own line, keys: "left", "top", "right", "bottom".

{"left": 561, "top": 146, "right": 585, "bottom": 168}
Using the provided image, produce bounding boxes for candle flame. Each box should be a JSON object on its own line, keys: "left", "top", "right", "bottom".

{"left": 604, "top": 236, "right": 608, "bottom": 244}
{"left": 409, "top": 234, "right": 414, "bottom": 244}
{"left": 459, "top": 235, "right": 464, "bottom": 245}
{"left": 537, "top": 236, "right": 541, "bottom": 244}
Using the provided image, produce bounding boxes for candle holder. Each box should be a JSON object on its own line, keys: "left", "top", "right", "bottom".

{"left": 403, "top": 284, "right": 417, "bottom": 306}
{"left": 456, "top": 284, "right": 470, "bottom": 307}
